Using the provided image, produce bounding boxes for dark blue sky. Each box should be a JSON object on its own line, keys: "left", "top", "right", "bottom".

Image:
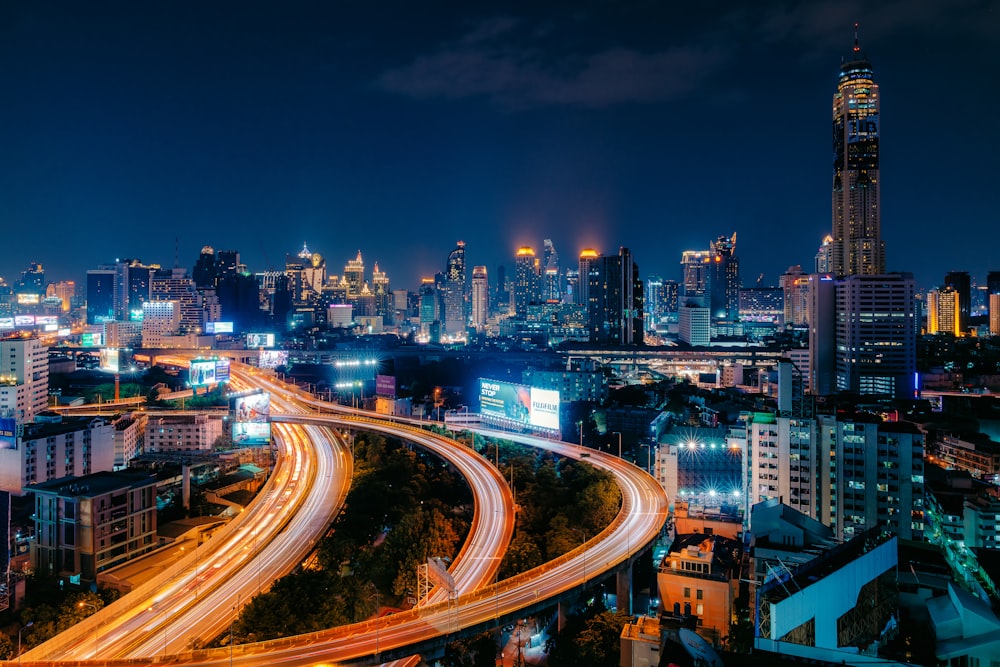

{"left": 2, "top": 1, "right": 997, "bottom": 292}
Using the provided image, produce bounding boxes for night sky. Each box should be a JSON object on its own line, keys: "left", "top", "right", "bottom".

{"left": 2, "top": 1, "right": 998, "bottom": 293}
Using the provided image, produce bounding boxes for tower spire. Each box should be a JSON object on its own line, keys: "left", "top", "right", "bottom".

{"left": 853, "top": 22, "right": 861, "bottom": 55}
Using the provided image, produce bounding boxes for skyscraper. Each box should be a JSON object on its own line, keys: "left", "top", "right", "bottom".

{"left": 831, "top": 25, "right": 883, "bottom": 277}
{"left": 587, "top": 247, "right": 643, "bottom": 346}
{"left": 576, "top": 249, "right": 600, "bottom": 307}
{"left": 680, "top": 250, "right": 710, "bottom": 306}
{"left": 709, "top": 233, "right": 740, "bottom": 321}
{"left": 471, "top": 265, "right": 488, "bottom": 330}
{"left": 542, "top": 239, "right": 561, "bottom": 302}
{"left": 944, "top": 271, "right": 971, "bottom": 333}
{"left": 442, "top": 241, "right": 467, "bottom": 334}
{"left": 513, "top": 246, "right": 539, "bottom": 317}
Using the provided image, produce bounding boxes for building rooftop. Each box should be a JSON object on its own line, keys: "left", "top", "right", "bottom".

{"left": 22, "top": 415, "right": 110, "bottom": 439}
{"left": 27, "top": 470, "right": 157, "bottom": 497}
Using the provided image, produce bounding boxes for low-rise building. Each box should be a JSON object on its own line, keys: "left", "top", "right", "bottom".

{"left": 0, "top": 415, "right": 115, "bottom": 495}
{"left": 145, "top": 413, "right": 224, "bottom": 453}
{"left": 28, "top": 470, "right": 158, "bottom": 583}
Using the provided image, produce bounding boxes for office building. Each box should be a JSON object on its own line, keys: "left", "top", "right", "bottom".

{"left": 29, "top": 470, "right": 157, "bottom": 583}
{"left": 442, "top": 241, "right": 467, "bottom": 335}
{"left": 371, "top": 262, "right": 391, "bottom": 322}
{"left": 831, "top": 27, "right": 883, "bottom": 277}
{"left": 944, "top": 271, "right": 971, "bottom": 333}
{"left": 575, "top": 249, "right": 599, "bottom": 307}
{"left": 709, "top": 233, "right": 740, "bottom": 321}
{"left": 46, "top": 280, "right": 75, "bottom": 313}
{"left": 0, "top": 415, "right": 115, "bottom": 495}
{"left": 810, "top": 273, "right": 916, "bottom": 399}
{"left": 680, "top": 250, "right": 710, "bottom": 307}
{"left": 0, "top": 337, "right": 49, "bottom": 423}
{"left": 86, "top": 269, "right": 116, "bottom": 324}
{"left": 814, "top": 234, "right": 833, "bottom": 273}
{"left": 927, "top": 286, "right": 961, "bottom": 335}
{"left": 513, "top": 246, "right": 539, "bottom": 317}
{"left": 151, "top": 268, "right": 210, "bottom": 333}
{"left": 678, "top": 304, "right": 710, "bottom": 346}
{"left": 586, "top": 247, "right": 643, "bottom": 346}
{"left": 145, "top": 414, "right": 224, "bottom": 453}
{"left": 140, "top": 301, "right": 181, "bottom": 347}
{"left": 780, "top": 265, "right": 810, "bottom": 326}
{"left": 542, "top": 239, "right": 560, "bottom": 302}
{"left": 471, "top": 265, "right": 488, "bottom": 330}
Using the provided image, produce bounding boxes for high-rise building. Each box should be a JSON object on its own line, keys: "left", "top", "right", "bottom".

{"left": 810, "top": 273, "right": 916, "bottom": 399}
{"left": 990, "top": 293, "right": 1000, "bottom": 337}
{"left": 150, "top": 268, "right": 205, "bottom": 334}
{"left": 586, "top": 247, "right": 643, "bottom": 346}
{"left": 513, "top": 246, "right": 539, "bottom": 317}
{"left": 814, "top": 234, "right": 833, "bottom": 273}
{"left": 471, "top": 266, "right": 489, "bottom": 331}
{"left": 680, "top": 250, "right": 711, "bottom": 306}
{"left": 780, "top": 265, "right": 810, "bottom": 326}
{"left": 442, "top": 242, "right": 467, "bottom": 334}
{"left": 86, "top": 269, "right": 116, "bottom": 324}
{"left": 709, "top": 233, "right": 740, "bottom": 321}
{"left": 576, "top": 249, "right": 600, "bottom": 307}
{"left": 371, "top": 262, "right": 391, "bottom": 323}
{"left": 0, "top": 338, "right": 49, "bottom": 423}
{"left": 831, "top": 26, "right": 884, "bottom": 277}
{"left": 193, "top": 246, "right": 217, "bottom": 288}
{"left": 542, "top": 239, "right": 560, "bottom": 302}
{"left": 944, "top": 271, "right": 971, "bottom": 333}
{"left": 46, "top": 280, "right": 75, "bottom": 313}
{"left": 678, "top": 304, "right": 710, "bottom": 346}
{"left": 115, "top": 259, "right": 156, "bottom": 321}
{"left": 344, "top": 250, "right": 365, "bottom": 298}
{"left": 927, "top": 287, "right": 960, "bottom": 335}
{"left": 645, "top": 275, "right": 664, "bottom": 330}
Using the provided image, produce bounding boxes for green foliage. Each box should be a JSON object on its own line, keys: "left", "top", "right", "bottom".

{"left": 494, "top": 443, "right": 622, "bottom": 579}
{"left": 547, "top": 608, "right": 632, "bottom": 667}
{"left": 11, "top": 583, "right": 108, "bottom": 652}
{"left": 441, "top": 630, "right": 498, "bottom": 667}
{"left": 0, "top": 632, "right": 13, "bottom": 660}
{"left": 230, "top": 431, "right": 472, "bottom": 644}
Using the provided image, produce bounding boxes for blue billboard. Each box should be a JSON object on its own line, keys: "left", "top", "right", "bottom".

{"left": 0, "top": 417, "right": 16, "bottom": 450}
{"left": 479, "top": 379, "right": 560, "bottom": 431}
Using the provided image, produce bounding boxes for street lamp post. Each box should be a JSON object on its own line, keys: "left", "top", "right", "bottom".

{"left": 17, "top": 621, "right": 34, "bottom": 666}
{"left": 572, "top": 528, "right": 588, "bottom": 585}
{"left": 640, "top": 442, "right": 653, "bottom": 473}
{"left": 612, "top": 431, "right": 622, "bottom": 458}
{"left": 77, "top": 601, "right": 98, "bottom": 657}
{"left": 368, "top": 583, "right": 381, "bottom": 661}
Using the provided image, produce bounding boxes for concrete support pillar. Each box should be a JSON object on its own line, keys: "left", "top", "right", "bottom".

{"left": 557, "top": 601, "right": 568, "bottom": 633}
{"left": 617, "top": 563, "right": 633, "bottom": 615}
{"left": 182, "top": 464, "right": 191, "bottom": 510}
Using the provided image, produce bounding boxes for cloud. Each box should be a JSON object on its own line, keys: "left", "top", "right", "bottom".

{"left": 375, "top": 17, "right": 731, "bottom": 110}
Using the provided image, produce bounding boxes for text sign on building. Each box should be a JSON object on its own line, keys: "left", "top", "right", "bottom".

{"left": 214, "top": 359, "right": 231, "bottom": 383}
{"left": 189, "top": 359, "right": 217, "bottom": 386}
{"left": 376, "top": 374, "right": 397, "bottom": 398}
{"left": 246, "top": 333, "right": 276, "bottom": 348}
{"left": 529, "top": 387, "right": 561, "bottom": 431}
{"left": 479, "top": 379, "right": 531, "bottom": 425}
{"left": 0, "top": 417, "right": 16, "bottom": 450}
{"left": 231, "top": 392, "right": 272, "bottom": 445}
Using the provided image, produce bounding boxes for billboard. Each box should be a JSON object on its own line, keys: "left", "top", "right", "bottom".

{"left": 0, "top": 417, "right": 16, "bottom": 450}
{"left": 233, "top": 392, "right": 270, "bottom": 422}
{"left": 99, "top": 348, "right": 120, "bottom": 373}
{"left": 246, "top": 333, "right": 275, "bottom": 348}
{"left": 0, "top": 318, "right": 13, "bottom": 330}
{"left": 206, "top": 321, "right": 234, "bottom": 334}
{"left": 258, "top": 350, "right": 288, "bottom": 369}
{"left": 529, "top": 387, "right": 561, "bottom": 431}
{"left": 16, "top": 293, "right": 40, "bottom": 305}
{"left": 189, "top": 359, "right": 217, "bottom": 386}
{"left": 376, "top": 374, "right": 397, "bottom": 398}
{"left": 36, "top": 315, "right": 58, "bottom": 325}
{"left": 232, "top": 392, "right": 271, "bottom": 445}
{"left": 81, "top": 332, "right": 104, "bottom": 347}
{"left": 479, "top": 379, "right": 560, "bottom": 431}
{"left": 214, "top": 359, "right": 231, "bottom": 383}
{"left": 14, "top": 315, "right": 34, "bottom": 327}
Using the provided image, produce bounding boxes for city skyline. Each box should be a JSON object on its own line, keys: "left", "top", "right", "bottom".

{"left": 2, "top": 1, "right": 997, "bottom": 290}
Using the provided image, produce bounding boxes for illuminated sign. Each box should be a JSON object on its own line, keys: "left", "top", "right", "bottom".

{"left": 246, "top": 333, "right": 275, "bottom": 348}
{"left": 36, "top": 315, "right": 58, "bottom": 325}
{"left": 0, "top": 417, "right": 16, "bottom": 450}
{"left": 14, "top": 315, "right": 34, "bottom": 327}
{"left": 57, "top": 328, "right": 72, "bottom": 336}
{"left": 0, "top": 318, "right": 14, "bottom": 330}
{"left": 258, "top": 350, "right": 288, "bottom": 369}
{"left": 16, "top": 293, "right": 40, "bottom": 305}
{"left": 233, "top": 422, "right": 272, "bottom": 445}
{"left": 43, "top": 324, "right": 58, "bottom": 332}
{"left": 100, "top": 348, "right": 120, "bottom": 373}
{"left": 529, "top": 387, "right": 561, "bottom": 430}
{"left": 189, "top": 360, "right": 217, "bottom": 386}
{"left": 81, "top": 332, "right": 105, "bottom": 347}
{"left": 206, "top": 321, "right": 234, "bottom": 334}
{"left": 214, "top": 359, "right": 231, "bottom": 383}
{"left": 376, "top": 374, "right": 397, "bottom": 398}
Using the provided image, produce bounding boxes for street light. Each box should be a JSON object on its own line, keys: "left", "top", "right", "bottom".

{"left": 612, "top": 431, "right": 622, "bottom": 458}
{"left": 572, "top": 528, "right": 588, "bottom": 585}
{"left": 17, "top": 621, "right": 34, "bottom": 666}
{"left": 368, "top": 583, "right": 381, "bottom": 661}
{"left": 640, "top": 442, "right": 653, "bottom": 473}
{"left": 77, "top": 601, "right": 98, "bottom": 657}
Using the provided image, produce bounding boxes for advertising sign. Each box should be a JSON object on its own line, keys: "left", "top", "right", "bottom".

{"left": 35, "top": 315, "right": 58, "bottom": 325}
{"left": 376, "top": 374, "right": 397, "bottom": 398}
{"left": 479, "top": 379, "right": 531, "bottom": 425}
{"left": 233, "top": 422, "right": 272, "bottom": 445}
{"left": 0, "top": 318, "right": 14, "bottom": 330}
{"left": 206, "top": 321, "right": 234, "bottom": 334}
{"left": 258, "top": 350, "right": 288, "bottom": 369}
{"left": 189, "top": 359, "right": 217, "bottom": 386}
{"left": 81, "top": 332, "right": 104, "bottom": 347}
{"left": 0, "top": 417, "right": 16, "bottom": 450}
{"left": 233, "top": 392, "right": 270, "bottom": 423}
{"left": 529, "top": 387, "right": 561, "bottom": 431}
{"left": 99, "top": 348, "right": 120, "bottom": 373}
{"left": 214, "top": 359, "right": 231, "bottom": 384}
{"left": 246, "top": 333, "right": 276, "bottom": 348}
{"left": 16, "top": 293, "right": 40, "bottom": 305}
{"left": 14, "top": 315, "right": 34, "bottom": 327}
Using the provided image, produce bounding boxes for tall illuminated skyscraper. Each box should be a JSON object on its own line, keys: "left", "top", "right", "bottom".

{"left": 576, "top": 249, "right": 600, "bottom": 307}
{"left": 471, "top": 265, "right": 488, "bottom": 330}
{"left": 709, "top": 233, "right": 740, "bottom": 321}
{"left": 831, "top": 25, "right": 883, "bottom": 277}
{"left": 513, "top": 246, "right": 539, "bottom": 317}
{"left": 442, "top": 241, "right": 467, "bottom": 334}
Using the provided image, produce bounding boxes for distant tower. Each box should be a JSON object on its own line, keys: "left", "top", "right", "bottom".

{"left": 814, "top": 234, "right": 833, "bottom": 273}
{"left": 831, "top": 24, "right": 884, "bottom": 277}
{"left": 471, "top": 266, "right": 489, "bottom": 330}
{"left": 587, "top": 247, "right": 643, "bottom": 346}
{"left": 542, "top": 239, "right": 561, "bottom": 302}
{"left": 442, "top": 241, "right": 467, "bottom": 334}
{"left": 344, "top": 251, "right": 365, "bottom": 298}
{"left": 680, "top": 250, "right": 711, "bottom": 307}
{"left": 513, "top": 246, "right": 539, "bottom": 316}
{"left": 709, "top": 233, "right": 740, "bottom": 320}
{"left": 944, "top": 271, "right": 971, "bottom": 333}
{"left": 576, "top": 249, "right": 600, "bottom": 307}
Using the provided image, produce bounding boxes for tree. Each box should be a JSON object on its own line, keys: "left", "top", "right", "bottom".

{"left": 548, "top": 609, "right": 631, "bottom": 667}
